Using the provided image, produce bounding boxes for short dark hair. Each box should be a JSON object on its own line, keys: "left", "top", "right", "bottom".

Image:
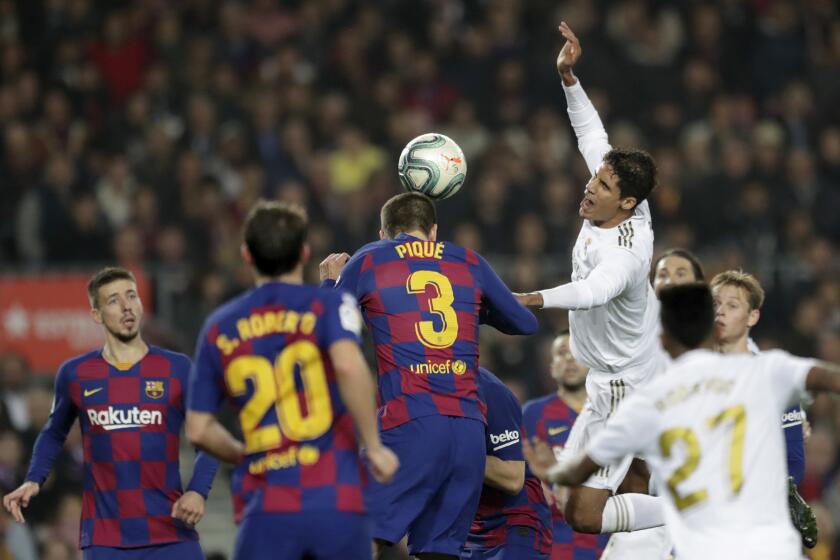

{"left": 603, "top": 148, "right": 657, "bottom": 207}
{"left": 243, "top": 200, "right": 308, "bottom": 276}
{"left": 659, "top": 283, "right": 715, "bottom": 349}
{"left": 654, "top": 248, "right": 705, "bottom": 281}
{"left": 380, "top": 192, "right": 436, "bottom": 239}
{"left": 87, "top": 267, "right": 136, "bottom": 308}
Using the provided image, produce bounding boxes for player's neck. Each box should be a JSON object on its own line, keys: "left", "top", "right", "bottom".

{"left": 102, "top": 336, "right": 149, "bottom": 367}
{"left": 593, "top": 208, "right": 633, "bottom": 229}
{"left": 255, "top": 266, "right": 304, "bottom": 286}
{"left": 718, "top": 334, "right": 750, "bottom": 355}
{"left": 557, "top": 385, "right": 586, "bottom": 412}
{"left": 396, "top": 229, "right": 430, "bottom": 241}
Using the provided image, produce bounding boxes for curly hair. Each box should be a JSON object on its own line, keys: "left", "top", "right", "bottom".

{"left": 603, "top": 148, "right": 658, "bottom": 207}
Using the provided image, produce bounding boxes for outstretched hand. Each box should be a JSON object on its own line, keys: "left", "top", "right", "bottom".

{"left": 522, "top": 436, "right": 559, "bottom": 482}
{"left": 556, "top": 21, "right": 582, "bottom": 81}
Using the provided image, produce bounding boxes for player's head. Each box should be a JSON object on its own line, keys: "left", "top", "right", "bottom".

{"left": 652, "top": 248, "right": 705, "bottom": 295}
{"left": 580, "top": 148, "right": 657, "bottom": 223}
{"left": 550, "top": 332, "right": 587, "bottom": 391}
{"left": 242, "top": 200, "right": 310, "bottom": 278}
{"left": 379, "top": 192, "right": 438, "bottom": 241}
{"left": 87, "top": 267, "right": 142, "bottom": 343}
{"left": 710, "top": 270, "right": 764, "bottom": 346}
{"left": 659, "top": 283, "right": 715, "bottom": 356}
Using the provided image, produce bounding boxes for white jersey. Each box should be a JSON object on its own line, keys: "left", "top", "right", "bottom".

{"left": 568, "top": 202, "right": 658, "bottom": 374}
{"left": 587, "top": 349, "right": 815, "bottom": 560}
{"left": 539, "top": 80, "right": 659, "bottom": 375}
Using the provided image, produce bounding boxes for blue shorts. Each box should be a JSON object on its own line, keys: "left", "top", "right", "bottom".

{"left": 234, "top": 511, "right": 371, "bottom": 560}
{"left": 461, "top": 528, "right": 549, "bottom": 560}
{"left": 83, "top": 541, "right": 204, "bottom": 560}
{"left": 367, "top": 415, "right": 486, "bottom": 556}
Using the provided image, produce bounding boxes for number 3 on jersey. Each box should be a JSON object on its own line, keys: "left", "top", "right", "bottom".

{"left": 406, "top": 270, "right": 459, "bottom": 349}
{"left": 225, "top": 340, "right": 333, "bottom": 454}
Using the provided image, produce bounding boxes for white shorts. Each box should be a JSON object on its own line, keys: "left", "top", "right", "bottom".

{"left": 560, "top": 365, "right": 655, "bottom": 491}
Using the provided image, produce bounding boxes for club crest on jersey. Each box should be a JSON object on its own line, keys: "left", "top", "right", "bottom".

{"left": 145, "top": 381, "right": 165, "bottom": 399}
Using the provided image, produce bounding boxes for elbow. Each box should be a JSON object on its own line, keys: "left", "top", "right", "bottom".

{"left": 515, "top": 311, "right": 539, "bottom": 335}
{"left": 185, "top": 414, "right": 206, "bottom": 447}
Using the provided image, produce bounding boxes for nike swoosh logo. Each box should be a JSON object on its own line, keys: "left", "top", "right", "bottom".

{"left": 83, "top": 388, "right": 103, "bottom": 397}
{"left": 548, "top": 426, "right": 568, "bottom": 437}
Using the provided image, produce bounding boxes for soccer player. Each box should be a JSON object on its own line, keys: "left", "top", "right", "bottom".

{"left": 652, "top": 249, "right": 705, "bottom": 295}
{"left": 185, "top": 201, "right": 398, "bottom": 560}
{"left": 710, "top": 270, "right": 816, "bottom": 547}
{"left": 527, "top": 283, "right": 840, "bottom": 560}
{"left": 522, "top": 334, "right": 608, "bottom": 559}
{"left": 320, "top": 192, "right": 537, "bottom": 559}
{"left": 2, "top": 267, "right": 218, "bottom": 560}
{"left": 462, "top": 367, "right": 552, "bottom": 560}
{"left": 514, "top": 23, "right": 668, "bottom": 551}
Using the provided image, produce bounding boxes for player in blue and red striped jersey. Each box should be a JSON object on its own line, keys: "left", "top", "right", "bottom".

{"left": 522, "top": 334, "right": 608, "bottom": 560}
{"left": 185, "top": 201, "right": 398, "bottom": 560}
{"left": 2, "top": 267, "right": 219, "bottom": 560}
{"left": 462, "top": 367, "right": 552, "bottom": 560}
{"left": 319, "top": 192, "right": 537, "bottom": 559}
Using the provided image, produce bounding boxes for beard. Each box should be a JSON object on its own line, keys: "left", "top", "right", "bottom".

{"left": 107, "top": 325, "right": 140, "bottom": 343}
{"left": 561, "top": 379, "right": 586, "bottom": 392}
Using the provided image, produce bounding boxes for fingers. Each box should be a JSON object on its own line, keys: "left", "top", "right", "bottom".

{"left": 9, "top": 500, "right": 24, "bottom": 524}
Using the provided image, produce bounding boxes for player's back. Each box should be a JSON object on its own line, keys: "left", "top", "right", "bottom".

{"left": 201, "top": 282, "right": 366, "bottom": 517}
{"left": 640, "top": 349, "right": 813, "bottom": 558}
{"left": 568, "top": 207, "right": 658, "bottom": 375}
{"left": 340, "top": 233, "right": 486, "bottom": 430}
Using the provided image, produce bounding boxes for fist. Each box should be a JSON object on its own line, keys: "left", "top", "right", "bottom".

{"left": 319, "top": 253, "right": 351, "bottom": 282}
{"left": 171, "top": 491, "right": 205, "bottom": 526}
{"left": 366, "top": 445, "right": 400, "bottom": 484}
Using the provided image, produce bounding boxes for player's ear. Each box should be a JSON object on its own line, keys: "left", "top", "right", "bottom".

{"left": 299, "top": 243, "right": 311, "bottom": 266}
{"left": 378, "top": 229, "right": 386, "bottom": 240}
{"left": 240, "top": 243, "right": 252, "bottom": 265}
{"left": 90, "top": 305, "right": 103, "bottom": 325}
{"left": 619, "top": 196, "right": 637, "bottom": 211}
{"left": 429, "top": 224, "right": 438, "bottom": 242}
{"left": 747, "top": 308, "right": 760, "bottom": 328}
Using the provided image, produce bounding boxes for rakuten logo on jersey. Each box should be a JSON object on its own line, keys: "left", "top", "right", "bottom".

{"left": 87, "top": 407, "right": 163, "bottom": 431}
{"left": 490, "top": 429, "right": 520, "bottom": 450}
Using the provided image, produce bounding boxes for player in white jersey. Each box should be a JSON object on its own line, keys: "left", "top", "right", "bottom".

{"left": 711, "top": 270, "right": 817, "bottom": 549}
{"left": 526, "top": 283, "right": 840, "bottom": 560}
{"left": 515, "top": 23, "right": 669, "bottom": 552}
{"left": 652, "top": 249, "right": 705, "bottom": 295}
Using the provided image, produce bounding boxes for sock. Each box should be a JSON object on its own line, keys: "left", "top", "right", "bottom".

{"left": 601, "top": 494, "right": 665, "bottom": 533}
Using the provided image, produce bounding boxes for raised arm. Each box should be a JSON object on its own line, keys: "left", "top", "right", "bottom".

{"left": 557, "top": 22, "right": 611, "bottom": 175}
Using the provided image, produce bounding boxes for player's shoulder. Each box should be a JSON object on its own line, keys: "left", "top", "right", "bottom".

{"left": 57, "top": 349, "right": 102, "bottom": 379}
{"left": 522, "top": 393, "right": 556, "bottom": 415}
{"left": 477, "top": 368, "right": 516, "bottom": 403}
{"left": 148, "top": 345, "right": 192, "bottom": 370}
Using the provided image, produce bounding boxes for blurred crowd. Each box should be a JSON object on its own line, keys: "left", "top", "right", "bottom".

{"left": 0, "top": 0, "right": 839, "bottom": 558}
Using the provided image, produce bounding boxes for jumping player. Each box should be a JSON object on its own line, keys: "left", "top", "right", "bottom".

{"left": 320, "top": 192, "right": 537, "bottom": 559}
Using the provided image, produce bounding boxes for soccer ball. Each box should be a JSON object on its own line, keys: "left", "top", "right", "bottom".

{"left": 398, "top": 133, "right": 467, "bottom": 200}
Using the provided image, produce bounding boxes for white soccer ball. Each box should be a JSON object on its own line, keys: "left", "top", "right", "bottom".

{"left": 398, "top": 133, "right": 467, "bottom": 200}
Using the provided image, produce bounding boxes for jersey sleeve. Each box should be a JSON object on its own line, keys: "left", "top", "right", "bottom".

{"left": 539, "top": 247, "right": 645, "bottom": 310}
{"left": 586, "top": 391, "right": 658, "bottom": 467}
{"left": 26, "top": 362, "right": 78, "bottom": 485}
{"left": 484, "top": 378, "right": 524, "bottom": 462}
{"left": 333, "top": 251, "right": 365, "bottom": 298}
{"left": 477, "top": 254, "right": 538, "bottom": 335}
{"left": 321, "top": 290, "right": 363, "bottom": 347}
{"left": 764, "top": 350, "right": 817, "bottom": 413}
{"left": 188, "top": 318, "right": 226, "bottom": 414}
{"left": 563, "top": 79, "right": 612, "bottom": 175}
{"left": 174, "top": 354, "right": 220, "bottom": 497}
{"left": 783, "top": 406, "right": 805, "bottom": 485}
{"left": 521, "top": 400, "right": 539, "bottom": 440}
